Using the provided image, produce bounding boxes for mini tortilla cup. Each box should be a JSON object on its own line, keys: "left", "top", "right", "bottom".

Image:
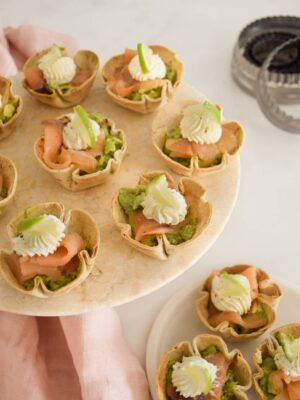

{"left": 156, "top": 333, "right": 252, "bottom": 400}
{"left": 102, "top": 45, "right": 183, "bottom": 114}
{"left": 253, "top": 323, "right": 300, "bottom": 400}
{"left": 152, "top": 98, "right": 244, "bottom": 176}
{"left": 0, "top": 76, "right": 23, "bottom": 140}
{"left": 112, "top": 170, "right": 212, "bottom": 260}
{"left": 0, "top": 202, "right": 100, "bottom": 298}
{"left": 34, "top": 114, "right": 126, "bottom": 191}
{"left": 0, "top": 155, "right": 17, "bottom": 215}
{"left": 23, "top": 46, "right": 99, "bottom": 108}
{"left": 196, "top": 264, "right": 282, "bottom": 342}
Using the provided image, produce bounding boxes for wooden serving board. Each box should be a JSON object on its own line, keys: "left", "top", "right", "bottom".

{"left": 0, "top": 75, "right": 240, "bottom": 315}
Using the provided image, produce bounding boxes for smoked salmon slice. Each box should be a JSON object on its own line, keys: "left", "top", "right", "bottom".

{"left": 269, "top": 370, "right": 300, "bottom": 399}
{"left": 165, "top": 138, "right": 220, "bottom": 163}
{"left": 129, "top": 210, "right": 175, "bottom": 242}
{"left": 9, "top": 233, "right": 84, "bottom": 283}
{"left": 42, "top": 119, "right": 71, "bottom": 170}
{"left": 208, "top": 307, "right": 267, "bottom": 330}
{"left": 67, "top": 149, "right": 97, "bottom": 173}
{"left": 205, "top": 352, "right": 230, "bottom": 400}
{"left": 41, "top": 119, "right": 98, "bottom": 173}
{"left": 24, "top": 67, "right": 45, "bottom": 90}
{"left": 165, "top": 123, "right": 239, "bottom": 163}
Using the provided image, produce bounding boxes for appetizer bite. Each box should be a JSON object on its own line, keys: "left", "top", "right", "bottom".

{"left": 112, "top": 171, "right": 211, "bottom": 260}
{"left": 254, "top": 324, "right": 300, "bottom": 400}
{"left": 0, "top": 155, "right": 17, "bottom": 215}
{"left": 34, "top": 105, "right": 126, "bottom": 191}
{"left": 157, "top": 334, "right": 252, "bottom": 400}
{"left": 196, "top": 265, "right": 282, "bottom": 342}
{"left": 0, "top": 202, "right": 100, "bottom": 297}
{"left": 23, "top": 44, "right": 99, "bottom": 108}
{"left": 0, "top": 76, "right": 23, "bottom": 140}
{"left": 152, "top": 99, "right": 244, "bottom": 176}
{"left": 102, "top": 43, "right": 183, "bottom": 113}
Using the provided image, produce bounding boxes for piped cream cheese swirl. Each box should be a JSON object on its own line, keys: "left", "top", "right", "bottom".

{"left": 172, "top": 356, "right": 217, "bottom": 397}
{"left": 12, "top": 215, "right": 66, "bottom": 257}
{"left": 40, "top": 57, "right": 76, "bottom": 86}
{"left": 128, "top": 50, "right": 166, "bottom": 81}
{"left": 63, "top": 112, "right": 102, "bottom": 150}
{"left": 141, "top": 175, "right": 187, "bottom": 225}
{"left": 211, "top": 273, "right": 252, "bottom": 315}
{"left": 180, "top": 103, "right": 222, "bottom": 144}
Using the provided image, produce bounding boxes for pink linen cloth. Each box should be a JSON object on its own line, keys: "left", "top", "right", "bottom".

{"left": 0, "top": 24, "right": 80, "bottom": 77}
{"left": 0, "top": 25, "right": 150, "bottom": 400}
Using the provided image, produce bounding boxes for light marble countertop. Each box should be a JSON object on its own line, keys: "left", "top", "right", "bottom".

{"left": 1, "top": 0, "right": 300, "bottom": 380}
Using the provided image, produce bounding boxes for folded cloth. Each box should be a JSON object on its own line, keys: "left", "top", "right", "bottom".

{"left": 0, "top": 308, "right": 150, "bottom": 400}
{"left": 0, "top": 26, "right": 150, "bottom": 399}
{"left": 0, "top": 24, "right": 80, "bottom": 77}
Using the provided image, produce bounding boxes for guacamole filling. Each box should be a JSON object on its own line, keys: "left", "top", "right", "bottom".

{"left": 163, "top": 127, "right": 222, "bottom": 168}
{"left": 0, "top": 101, "right": 16, "bottom": 124}
{"left": 229, "top": 303, "right": 268, "bottom": 334}
{"left": 259, "top": 356, "right": 278, "bottom": 398}
{"left": 125, "top": 65, "right": 177, "bottom": 101}
{"left": 0, "top": 186, "right": 8, "bottom": 199}
{"left": 165, "top": 217, "right": 198, "bottom": 245}
{"left": 23, "top": 261, "right": 81, "bottom": 292}
{"left": 118, "top": 182, "right": 197, "bottom": 247}
{"left": 85, "top": 112, "right": 123, "bottom": 171}
{"left": 165, "top": 348, "right": 237, "bottom": 400}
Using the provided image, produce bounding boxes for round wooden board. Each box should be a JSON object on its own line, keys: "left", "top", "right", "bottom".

{"left": 0, "top": 75, "right": 240, "bottom": 316}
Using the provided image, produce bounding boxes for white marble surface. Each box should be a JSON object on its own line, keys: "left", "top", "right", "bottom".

{"left": 1, "top": 0, "right": 300, "bottom": 381}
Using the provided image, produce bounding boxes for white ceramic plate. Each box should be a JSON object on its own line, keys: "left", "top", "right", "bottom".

{"left": 146, "top": 278, "right": 300, "bottom": 399}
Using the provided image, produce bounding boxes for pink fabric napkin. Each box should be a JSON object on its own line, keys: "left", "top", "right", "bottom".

{"left": 0, "top": 24, "right": 80, "bottom": 77}
{"left": 0, "top": 25, "right": 150, "bottom": 400}
{"left": 0, "top": 308, "right": 150, "bottom": 400}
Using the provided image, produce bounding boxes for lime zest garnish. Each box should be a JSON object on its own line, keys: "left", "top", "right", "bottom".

{"left": 137, "top": 43, "right": 150, "bottom": 74}
{"left": 203, "top": 101, "right": 221, "bottom": 124}
{"left": 17, "top": 216, "right": 44, "bottom": 233}
{"left": 74, "top": 105, "right": 96, "bottom": 148}
{"left": 221, "top": 272, "right": 248, "bottom": 295}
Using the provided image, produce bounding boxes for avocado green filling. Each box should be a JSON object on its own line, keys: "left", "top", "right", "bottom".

{"left": 0, "top": 186, "right": 8, "bottom": 199}
{"left": 221, "top": 369, "right": 238, "bottom": 400}
{"left": 0, "top": 101, "right": 16, "bottom": 123}
{"left": 127, "top": 86, "right": 162, "bottom": 101}
{"left": 23, "top": 263, "right": 81, "bottom": 292}
{"left": 165, "top": 217, "right": 198, "bottom": 245}
{"left": 118, "top": 185, "right": 147, "bottom": 216}
{"left": 259, "top": 356, "right": 278, "bottom": 398}
{"left": 229, "top": 302, "right": 267, "bottom": 334}
{"left": 125, "top": 65, "right": 177, "bottom": 101}
{"left": 89, "top": 112, "right": 123, "bottom": 171}
{"left": 48, "top": 82, "right": 71, "bottom": 94}
{"left": 201, "top": 345, "right": 218, "bottom": 358}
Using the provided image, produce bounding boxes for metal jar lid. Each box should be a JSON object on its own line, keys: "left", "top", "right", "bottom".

{"left": 232, "top": 16, "right": 300, "bottom": 96}
{"left": 231, "top": 16, "right": 300, "bottom": 133}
